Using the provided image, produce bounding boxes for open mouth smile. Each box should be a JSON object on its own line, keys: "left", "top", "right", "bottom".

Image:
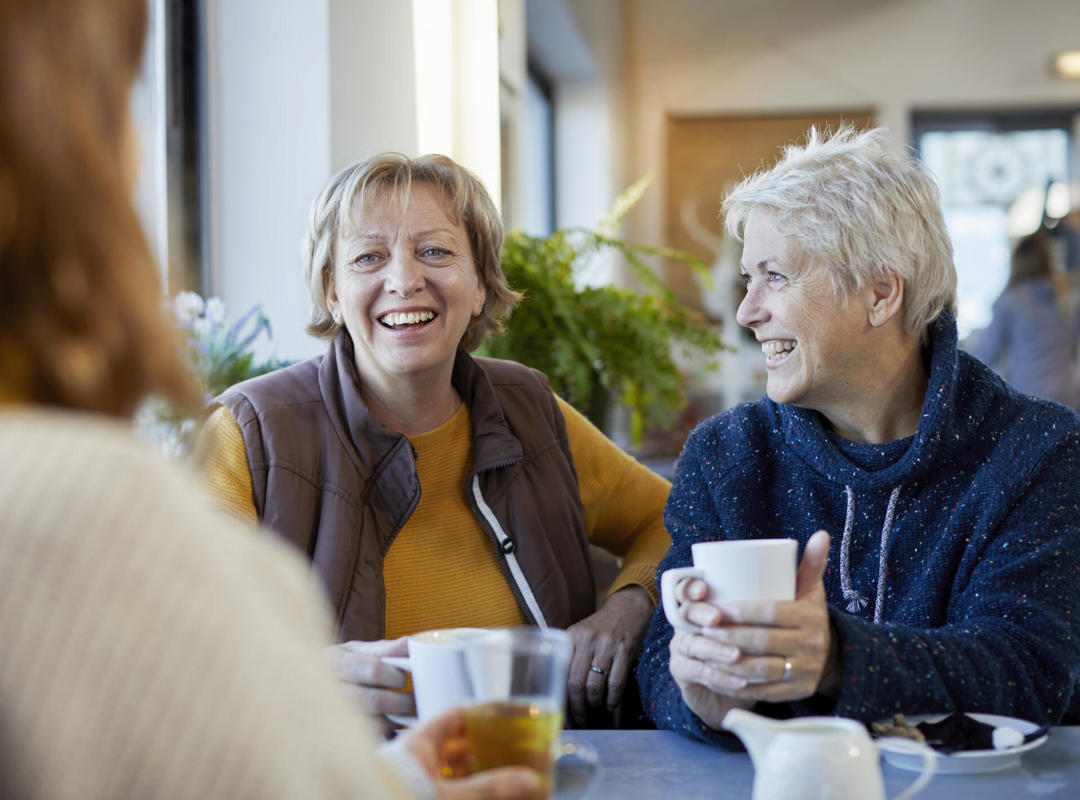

{"left": 762, "top": 340, "right": 796, "bottom": 364}
{"left": 378, "top": 310, "right": 436, "bottom": 329}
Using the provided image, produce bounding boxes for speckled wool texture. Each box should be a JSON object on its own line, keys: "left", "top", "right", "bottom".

{"left": 637, "top": 312, "right": 1080, "bottom": 746}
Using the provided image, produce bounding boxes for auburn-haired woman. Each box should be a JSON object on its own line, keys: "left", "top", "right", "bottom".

{"left": 0, "top": 1, "right": 538, "bottom": 797}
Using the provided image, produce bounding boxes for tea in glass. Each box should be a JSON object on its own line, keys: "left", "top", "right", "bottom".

{"left": 465, "top": 698, "right": 564, "bottom": 787}
{"left": 458, "top": 628, "right": 597, "bottom": 798}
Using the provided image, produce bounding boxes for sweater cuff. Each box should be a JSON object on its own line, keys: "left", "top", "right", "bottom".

{"left": 377, "top": 738, "right": 437, "bottom": 800}
{"left": 825, "top": 604, "right": 878, "bottom": 719}
{"left": 607, "top": 563, "right": 659, "bottom": 604}
{"left": 679, "top": 701, "right": 746, "bottom": 750}
{"left": 653, "top": 674, "right": 745, "bottom": 750}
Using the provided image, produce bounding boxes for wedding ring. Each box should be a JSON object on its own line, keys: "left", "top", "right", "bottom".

{"left": 782, "top": 660, "right": 793, "bottom": 682}
{"left": 589, "top": 665, "right": 607, "bottom": 676}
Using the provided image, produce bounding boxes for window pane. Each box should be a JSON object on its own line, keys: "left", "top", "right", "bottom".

{"left": 920, "top": 127, "right": 1070, "bottom": 338}
{"left": 520, "top": 71, "right": 553, "bottom": 237}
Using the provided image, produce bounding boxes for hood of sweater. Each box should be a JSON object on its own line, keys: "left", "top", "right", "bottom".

{"left": 775, "top": 310, "right": 984, "bottom": 491}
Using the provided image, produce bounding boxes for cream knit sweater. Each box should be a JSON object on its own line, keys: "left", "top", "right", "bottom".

{"left": 0, "top": 407, "right": 424, "bottom": 799}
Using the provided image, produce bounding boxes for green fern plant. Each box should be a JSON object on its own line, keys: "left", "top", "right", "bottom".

{"left": 480, "top": 177, "right": 726, "bottom": 445}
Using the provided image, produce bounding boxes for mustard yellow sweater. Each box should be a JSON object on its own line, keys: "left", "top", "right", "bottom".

{"left": 200, "top": 395, "right": 670, "bottom": 639}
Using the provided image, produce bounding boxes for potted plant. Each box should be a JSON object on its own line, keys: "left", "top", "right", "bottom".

{"left": 136, "top": 292, "right": 289, "bottom": 456}
{"left": 479, "top": 177, "right": 725, "bottom": 446}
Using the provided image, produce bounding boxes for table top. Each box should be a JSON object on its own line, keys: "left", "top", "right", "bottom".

{"left": 569, "top": 727, "right": 1080, "bottom": 799}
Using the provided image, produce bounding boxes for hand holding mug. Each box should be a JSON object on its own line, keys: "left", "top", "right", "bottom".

{"left": 660, "top": 538, "right": 798, "bottom": 633}
{"left": 667, "top": 532, "right": 837, "bottom": 728}
{"left": 326, "top": 637, "right": 415, "bottom": 735}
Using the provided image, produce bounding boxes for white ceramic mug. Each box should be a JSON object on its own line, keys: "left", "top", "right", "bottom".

{"left": 661, "top": 539, "right": 798, "bottom": 633}
{"left": 381, "top": 627, "right": 493, "bottom": 721}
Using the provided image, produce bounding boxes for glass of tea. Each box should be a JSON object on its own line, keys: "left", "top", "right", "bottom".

{"left": 458, "top": 628, "right": 600, "bottom": 799}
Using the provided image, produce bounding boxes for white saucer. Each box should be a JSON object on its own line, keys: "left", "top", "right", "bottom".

{"left": 387, "top": 714, "right": 418, "bottom": 728}
{"left": 877, "top": 713, "right": 1048, "bottom": 774}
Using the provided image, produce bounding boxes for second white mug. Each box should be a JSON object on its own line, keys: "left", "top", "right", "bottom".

{"left": 381, "top": 627, "right": 494, "bottom": 721}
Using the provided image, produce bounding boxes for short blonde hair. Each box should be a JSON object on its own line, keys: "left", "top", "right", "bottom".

{"left": 302, "top": 153, "right": 521, "bottom": 352}
{"left": 723, "top": 126, "right": 957, "bottom": 342}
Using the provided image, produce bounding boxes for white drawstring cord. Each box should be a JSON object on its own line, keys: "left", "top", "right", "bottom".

{"left": 839, "top": 485, "right": 901, "bottom": 624}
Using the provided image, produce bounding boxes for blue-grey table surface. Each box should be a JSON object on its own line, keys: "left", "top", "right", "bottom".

{"left": 570, "top": 728, "right": 1080, "bottom": 799}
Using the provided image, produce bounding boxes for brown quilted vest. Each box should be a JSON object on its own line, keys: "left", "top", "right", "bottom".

{"left": 214, "top": 331, "right": 596, "bottom": 641}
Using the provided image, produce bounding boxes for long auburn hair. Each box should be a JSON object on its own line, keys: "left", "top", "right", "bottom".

{"left": 0, "top": 0, "right": 197, "bottom": 417}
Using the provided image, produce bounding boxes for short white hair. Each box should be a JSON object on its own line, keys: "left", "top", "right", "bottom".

{"left": 722, "top": 126, "right": 956, "bottom": 342}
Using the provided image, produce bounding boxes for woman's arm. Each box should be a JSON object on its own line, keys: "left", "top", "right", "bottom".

{"left": 196, "top": 406, "right": 428, "bottom": 732}
{"left": 194, "top": 405, "right": 259, "bottom": 523}
{"left": 555, "top": 396, "right": 671, "bottom": 600}
{"left": 635, "top": 423, "right": 745, "bottom": 745}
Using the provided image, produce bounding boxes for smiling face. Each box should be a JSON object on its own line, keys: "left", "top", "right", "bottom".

{"left": 327, "top": 182, "right": 486, "bottom": 394}
{"left": 735, "top": 208, "right": 876, "bottom": 417}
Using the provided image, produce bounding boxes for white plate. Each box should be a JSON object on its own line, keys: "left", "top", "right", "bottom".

{"left": 877, "top": 713, "right": 1048, "bottom": 774}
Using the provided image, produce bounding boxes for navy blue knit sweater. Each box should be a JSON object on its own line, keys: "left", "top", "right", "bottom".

{"left": 638, "top": 312, "right": 1080, "bottom": 744}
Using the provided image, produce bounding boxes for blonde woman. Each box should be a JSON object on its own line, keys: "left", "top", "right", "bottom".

{"left": 201, "top": 154, "right": 672, "bottom": 730}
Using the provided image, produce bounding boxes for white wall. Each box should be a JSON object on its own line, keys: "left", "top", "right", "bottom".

{"left": 330, "top": 0, "right": 418, "bottom": 169}
{"left": 499, "top": 0, "right": 528, "bottom": 229}
{"left": 205, "top": 0, "right": 333, "bottom": 362}
{"left": 131, "top": 0, "right": 167, "bottom": 277}
{"left": 554, "top": 0, "right": 622, "bottom": 237}
{"left": 205, "top": 0, "right": 501, "bottom": 362}
{"left": 528, "top": 0, "right": 626, "bottom": 286}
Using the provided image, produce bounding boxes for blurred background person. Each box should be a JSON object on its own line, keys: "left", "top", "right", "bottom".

{"left": 0, "top": 1, "right": 540, "bottom": 797}
{"left": 965, "top": 232, "right": 1080, "bottom": 409}
{"left": 199, "top": 153, "right": 672, "bottom": 731}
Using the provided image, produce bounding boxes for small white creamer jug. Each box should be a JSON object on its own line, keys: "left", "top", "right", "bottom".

{"left": 722, "top": 708, "right": 935, "bottom": 800}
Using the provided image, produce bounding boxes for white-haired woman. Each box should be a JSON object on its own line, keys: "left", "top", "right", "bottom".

{"left": 638, "top": 127, "right": 1080, "bottom": 743}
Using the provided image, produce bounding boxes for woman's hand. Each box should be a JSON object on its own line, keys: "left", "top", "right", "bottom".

{"left": 669, "top": 531, "right": 837, "bottom": 729}
{"left": 327, "top": 637, "right": 415, "bottom": 736}
{"left": 395, "top": 708, "right": 543, "bottom": 800}
{"left": 565, "top": 584, "right": 653, "bottom": 724}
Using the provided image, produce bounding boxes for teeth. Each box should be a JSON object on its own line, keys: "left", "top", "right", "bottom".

{"left": 380, "top": 311, "right": 435, "bottom": 327}
{"left": 761, "top": 340, "right": 796, "bottom": 360}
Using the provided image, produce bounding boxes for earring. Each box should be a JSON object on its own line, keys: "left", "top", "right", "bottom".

{"left": 332, "top": 311, "right": 342, "bottom": 325}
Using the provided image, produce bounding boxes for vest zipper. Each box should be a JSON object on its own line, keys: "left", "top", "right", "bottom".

{"left": 466, "top": 471, "right": 548, "bottom": 628}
